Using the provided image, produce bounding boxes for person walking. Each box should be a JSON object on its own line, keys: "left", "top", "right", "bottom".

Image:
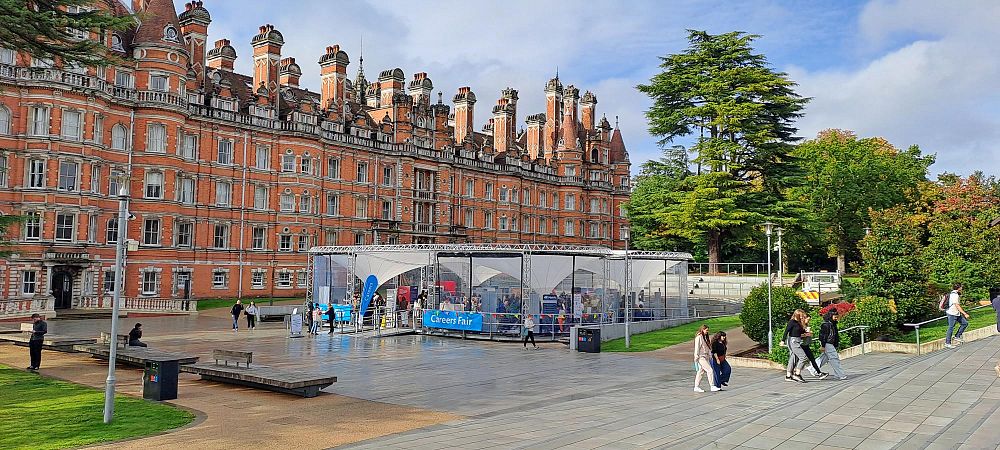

{"left": 306, "top": 301, "right": 315, "bottom": 332}
{"left": 782, "top": 309, "right": 810, "bottom": 383}
{"left": 328, "top": 303, "right": 338, "bottom": 334}
{"left": 311, "top": 304, "right": 322, "bottom": 335}
{"left": 245, "top": 301, "right": 258, "bottom": 331}
{"left": 945, "top": 284, "right": 969, "bottom": 349}
{"left": 694, "top": 324, "right": 721, "bottom": 392}
{"left": 816, "top": 310, "right": 846, "bottom": 380}
{"left": 711, "top": 331, "right": 732, "bottom": 388}
{"left": 26, "top": 313, "right": 47, "bottom": 371}
{"left": 522, "top": 314, "right": 538, "bottom": 349}
{"left": 802, "top": 316, "right": 829, "bottom": 380}
{"left": 128, "top": 323, "right": 148, "bottom": 347}
{"left": 230, "top": 299, "right": 244, "bottom": 332}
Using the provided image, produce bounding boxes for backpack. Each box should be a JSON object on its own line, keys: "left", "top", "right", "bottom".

{"left": 938, "top": 294, "right": 949, "bottom": 311}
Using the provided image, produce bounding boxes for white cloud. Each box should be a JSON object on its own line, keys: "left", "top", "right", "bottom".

{"left": 790, "top": 0, "right": 1000, "bottom": 176}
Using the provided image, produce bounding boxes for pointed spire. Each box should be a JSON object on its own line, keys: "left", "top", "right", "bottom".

{"left": 354, "top": 36, "right": 368, "bottom": 103}
{"left": 615, "top": 115, "right": 619, "bottom": 128}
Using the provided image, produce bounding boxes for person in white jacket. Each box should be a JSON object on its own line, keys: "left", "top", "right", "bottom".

{"left": 694, "top": 324, "right": 721, "bottom": 392}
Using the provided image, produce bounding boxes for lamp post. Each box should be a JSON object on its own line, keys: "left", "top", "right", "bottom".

{"left": 622, "top": 226, "right": 631, "bottom": 349}
{"left": 776, "top": 227, "right": 784, "bottom": 286}
{"left": 763, "top": 222, "right": 775, "bottom": 353}
{"left": 103, "top": 173, "right": 130, "bottom": 424}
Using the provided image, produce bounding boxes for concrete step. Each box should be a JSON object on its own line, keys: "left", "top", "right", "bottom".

{"left": 50, "top": 309, "right": 115, "bottom": 321}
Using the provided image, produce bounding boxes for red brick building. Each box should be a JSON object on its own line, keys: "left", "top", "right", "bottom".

{"left": 0, "top": 0, "right": 631, "bottom": 313}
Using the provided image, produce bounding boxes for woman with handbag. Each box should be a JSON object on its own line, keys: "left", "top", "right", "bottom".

{"left": 782, "top": 309, "right": 811, "bottom": 383}
{"left": 694, "top": 324, "right": 721, "bottom": 392}
{"left": 522, "top": 314, "right": 538, "bottom": 349}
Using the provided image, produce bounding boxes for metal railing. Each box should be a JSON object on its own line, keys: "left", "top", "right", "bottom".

{"left": 904, "top": 305, "right": 990, "bottom": 355}
{"left": 839, "top": 325, "right": 869, "bottom": 354}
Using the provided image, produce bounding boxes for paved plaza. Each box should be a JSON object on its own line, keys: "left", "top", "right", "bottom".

{"left": 3, "top": 308, "right": 999, "bottom": 449}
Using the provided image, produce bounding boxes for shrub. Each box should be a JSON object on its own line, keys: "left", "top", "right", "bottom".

{"left": 819, "top": 302, "right": 855, "bottom": 317}
{"left": 893, "top": 295, "right": 937, "bottom": 327}
{"left": 839, "top": 295, "right": 897, "bottom": 341}
{"left": 740, "top": 284, "right": 809, "bottom": 345}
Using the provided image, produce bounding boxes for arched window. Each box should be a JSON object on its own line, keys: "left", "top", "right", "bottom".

{"left": 111, "top": 124, "right": 127, "bottom": 150}
{"left": 0, "top": 105, "right": 9, "bottom": 135}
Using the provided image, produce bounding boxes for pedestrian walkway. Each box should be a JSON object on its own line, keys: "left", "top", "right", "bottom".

{"left": 3, "top": 308, "right": 998, "bottom": 449}
{"left": 341, "top": 338, "right": 1000, "bottom": 449}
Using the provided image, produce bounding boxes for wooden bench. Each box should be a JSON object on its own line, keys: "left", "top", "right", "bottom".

{"left": 99, "top": 332, "right": 129, "bottom": 349}
{"left": 213, "top": 349, "right": 252, "bottom": 367}
{"left": 181, "top": 349, "right": 335, "bottom": 398}
{"left": 73, "top": 344, "right": 199, "bottom": 367}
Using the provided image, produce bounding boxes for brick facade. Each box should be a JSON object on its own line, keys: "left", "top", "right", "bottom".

{"left": 0, "top": 0, "right": 631, "bottom": 307}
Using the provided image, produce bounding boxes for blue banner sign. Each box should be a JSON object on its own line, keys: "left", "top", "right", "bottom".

{"left": 422, "top": 310, "right": 483, "bottom": 332}
{"left": 359, "top": 275, "right": 378, "bottom": 319}
{"left": 322, "top": 304, "right": 353, "bottom": 322}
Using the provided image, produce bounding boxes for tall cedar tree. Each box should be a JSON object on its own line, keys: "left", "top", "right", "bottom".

{"left": 636, "top": 31, "right": 808, "bottom": 272}
{"left": 792, "top": 130, "right": 933, "bottom": 273}
{"left": 0, "top": 0, "right": 134, "bottom": 68}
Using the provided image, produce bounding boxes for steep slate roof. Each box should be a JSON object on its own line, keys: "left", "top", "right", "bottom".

{"left": 610, "top": 127, "right": 628, "bottom": 163}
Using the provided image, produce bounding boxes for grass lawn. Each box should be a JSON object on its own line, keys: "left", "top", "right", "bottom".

{"left": 897, "top": 306, "right": 998, "bottom": 344}
{"left": 0, "top": 365, "right": 193, "bottom": 450}
{"left": 603, "top": 315, "right": 743, "bottom": 352}
{"left": 196, "top": 297, "right": 302, "bottom": 311}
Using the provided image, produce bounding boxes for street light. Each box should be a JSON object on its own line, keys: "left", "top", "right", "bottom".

{"left": 622, "top": 226, "right": 631, "bottom": 349}
{"left": 762, "top": 222, "right": 775, "bottom": 353}
{"left": 775, "top": 227, "right": 784, "bottom": 287}
{"left": 103, "top": 172, "right": 130, "bottom": 424}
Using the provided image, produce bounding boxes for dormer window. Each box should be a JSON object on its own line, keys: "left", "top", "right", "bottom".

{"left": 163, "top": 25, "right": 178, "bottom": 42}
{"left": 110, "top": 34, "right": 124, "bottom": 52}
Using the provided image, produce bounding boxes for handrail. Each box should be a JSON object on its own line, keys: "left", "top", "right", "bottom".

{"left": 839, "top": 325, "right": 869, "bottom": 355}
{"left": 904, "top": 304, "right": 991, "bottom": 355}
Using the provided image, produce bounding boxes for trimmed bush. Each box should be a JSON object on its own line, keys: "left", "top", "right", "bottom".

{"left": 740, "top": 284, "right": 809, "bottom": 345}
{"left": 819, "top": 302, "right": 855, "bottom": 317}
{"left": 839, "top": 295, "right": 897, "bottom": 341}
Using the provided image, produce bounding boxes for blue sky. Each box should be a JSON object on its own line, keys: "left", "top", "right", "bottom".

{"left": 193, "top": 0, "right": 1000, "bottom": 176}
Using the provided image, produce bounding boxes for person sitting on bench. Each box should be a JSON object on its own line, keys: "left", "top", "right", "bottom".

{"left": 128, "top": 323, "right": 148, "bottom": 347}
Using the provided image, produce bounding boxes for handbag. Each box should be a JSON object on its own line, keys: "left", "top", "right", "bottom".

{"left": 520, "top": 327, "right": 529, "bottom": 338}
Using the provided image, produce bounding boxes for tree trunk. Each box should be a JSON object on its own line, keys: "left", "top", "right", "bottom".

{"left": 708, "top": 230, "right": 722, "bottom": 275}
{"left": 836, "top": 254, "right": 846, "bottom": 275}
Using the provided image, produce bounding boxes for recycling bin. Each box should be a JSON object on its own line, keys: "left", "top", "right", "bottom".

{"left": 143, "top": 359, "right": 179, "bottom": 401}
{"left": 576, "top": 327, "right": 601, "bottom": 353}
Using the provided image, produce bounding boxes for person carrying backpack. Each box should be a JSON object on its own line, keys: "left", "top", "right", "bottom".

{"left": 945, "top": 284, "right": 969, "bottom": 349}
{"left": 817, "top": 310, "right": 846, "bottom": 380}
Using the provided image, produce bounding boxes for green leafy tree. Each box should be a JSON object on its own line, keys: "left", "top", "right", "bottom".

{"left": 921, "top": 174, "right": 1000, "bottom": 300}
{"left": 857, "top": 206, "right": 933, "bottom": 325}
{"left": 792, "top": 130, "right": 933, "bottom": 273}
{"left": 626, "top": 146, "right": 694, "bottom": 252}
{"left": 636, "top": 30, "right": 808, "bottom": 272}
{"left": 0, "top": 0, "right": 134, "bottom": 67}
{"left": 0, "top": 214, "right": 20, "bottom": 257}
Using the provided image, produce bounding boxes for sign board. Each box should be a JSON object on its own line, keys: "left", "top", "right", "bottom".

{"left": 290, "top": 308, "right": 303, "bottom": 335}
{"left": 573, "top": 294, "right": 583, "bottom": 319}
{"left": 422, "top": 310, "right": 483, "bottom": 332}
{"left": 358, "top": 275, "right": 378, "bottom": 319}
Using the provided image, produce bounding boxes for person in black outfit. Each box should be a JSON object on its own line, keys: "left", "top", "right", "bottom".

{"left": 801, "top": 315, "right": 829, "bottom": 379}
{"left": 27, "top": 313, "right": 47, "bottom": 371}
{"left": 230, "top": 299, "right": 244, "bottom": 332}
{"left": 782, "top": 310, "right": 810, "bottom": 383}
{"left": 128, "top": 323, "right": 148, "bottom": 347}
{"left": 710, "top": 331, "right": 732, "bottom": 388}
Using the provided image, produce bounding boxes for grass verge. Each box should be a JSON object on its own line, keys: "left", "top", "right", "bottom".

{"left": 196, "top": 297, "right": 302, "bottom": 311}
{"left": 603, "top": 315, "right": 743, "bottom": 352}
{"left": 0, "top": 364, "right": 194, "bottom": 450}
{"left": 897, "top": 306, "right": 997, "bottom": 343}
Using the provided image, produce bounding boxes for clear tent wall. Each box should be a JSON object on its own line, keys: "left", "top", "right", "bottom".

{"left": 308, "top": 244, "right": 691, "bottom": 338}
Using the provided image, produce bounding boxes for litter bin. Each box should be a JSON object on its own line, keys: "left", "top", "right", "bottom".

{"left": 577, "top": 327, "right": 601, "bottom": 353}
{"left": 143, "top": 359, "right": 179, "bottom": 401}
